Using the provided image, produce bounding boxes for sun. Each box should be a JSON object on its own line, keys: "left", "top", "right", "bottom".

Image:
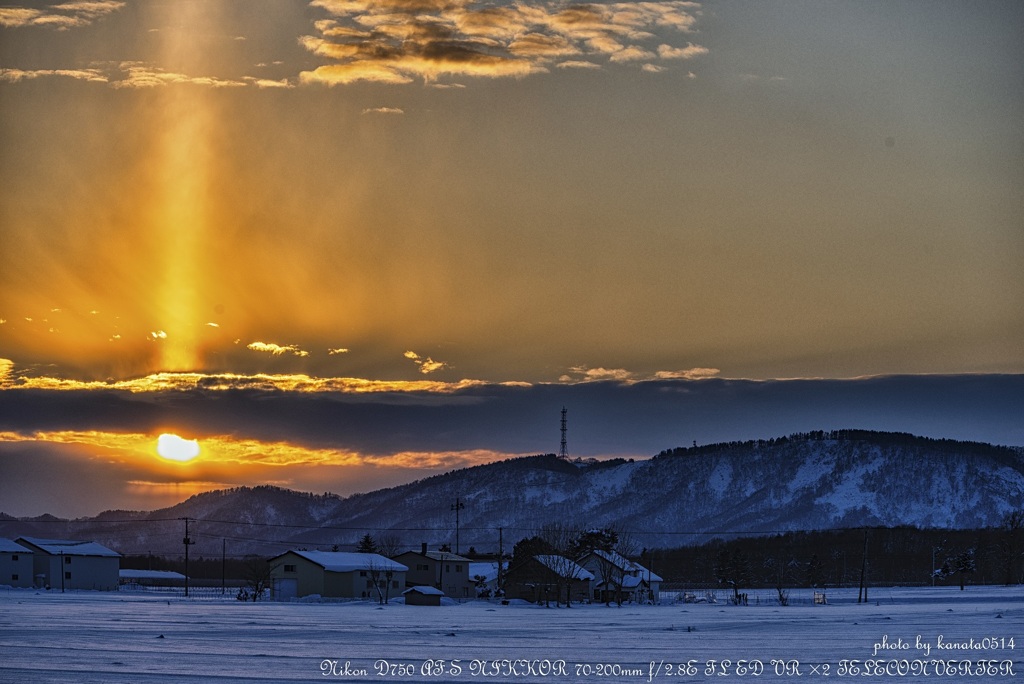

{"left": 156, "top": 433, "right": 201, "bottom": 462}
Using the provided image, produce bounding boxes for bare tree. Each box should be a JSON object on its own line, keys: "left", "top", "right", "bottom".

{"left": 241, "top": 556, "right": 278, "bottom": 602}
{"left": 537, "top": 523, "right": 587, "bottom": 607}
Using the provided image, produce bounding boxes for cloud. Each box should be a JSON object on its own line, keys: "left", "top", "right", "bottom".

{"left": 0, "top": 359, "right": 13, "bottom": 384}
{"left": 404, "top": 350, "right": 449, "bottom": 374}
{"left": 0, "top": 68, "right": 108, "bottom": 83}
{"left": 361, "top": 106, "right": 404, "bottom": 115}
{"left": 242, "top": 76, "right": 295, "bottom": 89}
{"left": 110, "top": 63, "right": 248, "bottom": 89}
{"left": 566, "top": 366, "right": 635, "bottom": 382}
{"left": 658, "top": 42, "right": 709, "bottom": 60}
{"left": 654, "top": 368, "right": 721, "bottom": 380}
{"left": 555, "top": 60, "right": 600, "bottom": 70}
{"left": 327, "top": 348, "right": 350, "bottom": 355}
{"left": 300, "top": 0, "right": 705, "bottom": 86}
{"left": 0, "top": 1, "right": 124, "bottom": 29}
{"left": 247, "top": 342, "right": 310, "bottom": 357}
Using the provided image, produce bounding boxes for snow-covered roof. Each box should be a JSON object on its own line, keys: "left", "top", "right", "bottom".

{"left": 469, "top": 562, "right": 499, "bottom": 582}
{"left": 16, "top": 537, "right": 120, "bottom": 558}
{"left": 119, "top": 569, "right": 186, "bottom": 580}
{"left": 280, "top": 550, "right": 408, "bottom": 573}
{"left": 403, "top": 585, "right": 445, "bottom": 596}
{"left": 596, "top": 575, "right": 644, "bottom": 590}
{"left": 397, "top": 550, "right": 473, "bottom": 563}
{"left": 535, "top": 555, "right": 594, "bottom": 580}
{"left": 0, "top": 538, "right": 32, "bottom": 554}
{"left": 588, "top": 550, "right": 663, "bottom": 582}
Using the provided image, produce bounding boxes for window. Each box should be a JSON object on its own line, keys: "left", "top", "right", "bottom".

{"left": 65, "top": 572, "right": 71, "bottom": 580}
{"left": 392, "top": 580, "right": 399, "bottom": 589}
{"left": 445, "top": 564, "right": 450, "bottom": 572}
{"left": 11, "top": 574, "right": 17, "bottom": 581}
{"left": 417, "top": 563, "right": 429, "bottom": 571}
{"left": 359, "top": 570, "right": 367, "bottom": 577}
{"left": 455, "top": 564, "right": 462, "bottom": 572}
{"left": 10, "top": 555, "right": 16, "bottom": 561}
{"left": 284, "top": 564, "right": 296, "bottom": 573}
{"left": 65, "top": 556, "right": 72, "bottom": 564}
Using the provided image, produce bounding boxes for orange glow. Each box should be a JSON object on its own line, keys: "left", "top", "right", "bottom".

{"left": 156, "top": 433, "right": 201, "bottom": 462}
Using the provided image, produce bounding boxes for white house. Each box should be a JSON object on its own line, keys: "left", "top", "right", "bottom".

{"left": 579, "top": 550, "right": 663, "bottom": 604}
{"left": 268, "top": 550, "right": 407, "bottom": 600}
{"left": 16, "top": 537, "right": 120, "bottom": 591}
{"left": 0, "top": 538, "right": 34, "bottom": 588}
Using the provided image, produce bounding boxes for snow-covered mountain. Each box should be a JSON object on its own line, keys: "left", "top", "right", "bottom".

{"left": 3, "top": 431, "right": 1022, "bottom": 557}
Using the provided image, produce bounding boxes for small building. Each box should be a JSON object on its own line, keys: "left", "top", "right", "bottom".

{"left": 0, "top": 538, "right": 34, "bottom": 588}
{"left": 403, "top": 585, "right": 444, "bottom": 606}
{"left": 504, "top": 554, "right": 594, "bottom": 605}
{"left": 268, "top": 550, "right": 407, "bottom": 600}
{"left": 119, "top": 569, "right": 187, "bottom": 588}
{"left": 16, "top": 537, "right": 120, "bottom": 591}
{"left": 579, "top": 550, "right": 663, "bottom": 604}
{"left": 393, "top": 545, "right": 474, "bottom": 599}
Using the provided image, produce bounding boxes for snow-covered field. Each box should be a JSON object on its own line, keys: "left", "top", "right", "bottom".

{"left": 0, "top": 586, "right": 1020, "bottom": 683}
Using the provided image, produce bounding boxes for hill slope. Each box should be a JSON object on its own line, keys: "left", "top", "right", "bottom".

{"left": 2, "top": 431, "right": 1021, "bottom": 556}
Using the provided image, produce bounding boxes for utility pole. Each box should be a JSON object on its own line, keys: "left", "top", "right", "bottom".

{"left": 221, "top": 538, "right": 226, "bottom": 595}
{"left": 181, "top": 517, "right": 195, "bottom": 598}
{"left": 858, "top": 529, "right": 869, "bottom": 604}
{"left": 497, "top": 527, "right": 504, "bottom": 596}
{"left": 451, "top": 498, "right": 465, "bottom": 555}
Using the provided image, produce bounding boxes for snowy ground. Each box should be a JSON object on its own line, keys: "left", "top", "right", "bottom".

{"left": 0, "top": 586, "right": 1020, "bottom": 683}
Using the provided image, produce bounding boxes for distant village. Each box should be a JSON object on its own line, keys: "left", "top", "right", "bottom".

{"left": 0, "top": 534, "right": 662, "bottom": 608}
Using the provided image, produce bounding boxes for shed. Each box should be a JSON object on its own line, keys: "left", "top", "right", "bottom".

{"left": 403, "top": 585, "right": 444, "bottom": 606}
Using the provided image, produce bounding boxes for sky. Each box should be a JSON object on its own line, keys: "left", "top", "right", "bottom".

{"left": 1, "top": 0, "right": 1022, "bottom": 517}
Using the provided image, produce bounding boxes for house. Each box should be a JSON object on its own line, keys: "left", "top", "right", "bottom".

{"left": 403, "top": 585, "right": 444, "bottom": 606}
{"left": 468, "top": 561, "right": 501, "bottom": 597}
{"left": 0, "top": 538, "right": 33, "bottom": 588}
{"left": 15, "top": 537, "right": 120, "bottom": 591}
{"left": 267, "top": 550, "right": 407, "bottom": 600}
{"left": 504, "top": 554, "right": 594, "bottom": 605}
{"left": 578, "top": 550, "right": 663, "bottom": 604}
{"left": 392, "top": 545, "right": 474, "bottom": 599}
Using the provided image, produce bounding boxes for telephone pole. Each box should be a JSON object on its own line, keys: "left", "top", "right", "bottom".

{"left": 181, "top": 517, "right": 196, "bottom": 598}
{"left": 451, "top": 498, "right": 465, "bottom": 555}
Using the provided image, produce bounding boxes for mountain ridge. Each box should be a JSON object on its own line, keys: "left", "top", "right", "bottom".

{"left": 2, "top": 430, "right": 1021, "bottom": 556}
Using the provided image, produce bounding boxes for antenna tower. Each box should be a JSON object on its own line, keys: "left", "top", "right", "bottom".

{"left": 559, "top": 406, "right": 568, "bottom": 459}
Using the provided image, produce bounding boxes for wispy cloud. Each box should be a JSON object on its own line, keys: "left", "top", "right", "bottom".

{"left": 0, "top": 67, "right": 107, "bottom": 83}
{"left": 362, "top": 106, "right": 404, "bottom": 115}
{"left": 247, "top": 341, "right": 310, "bottom": 357}
{"left": 654, "top": 368, "right": 720, "bottom": 380}
{"left": 0, "top": 1, "right": 124, "bottom": 29}
{"left": 110, "top": 63, "right": 248, "bottom": 89}
{"left": 404, "top": 350, "right": 449, "bottom": 374}
{"left": 300, "top": 0, "right": 705, "bottom": 86}
{"left": 0, "top": 359, "right": 13, "bottom": 384}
